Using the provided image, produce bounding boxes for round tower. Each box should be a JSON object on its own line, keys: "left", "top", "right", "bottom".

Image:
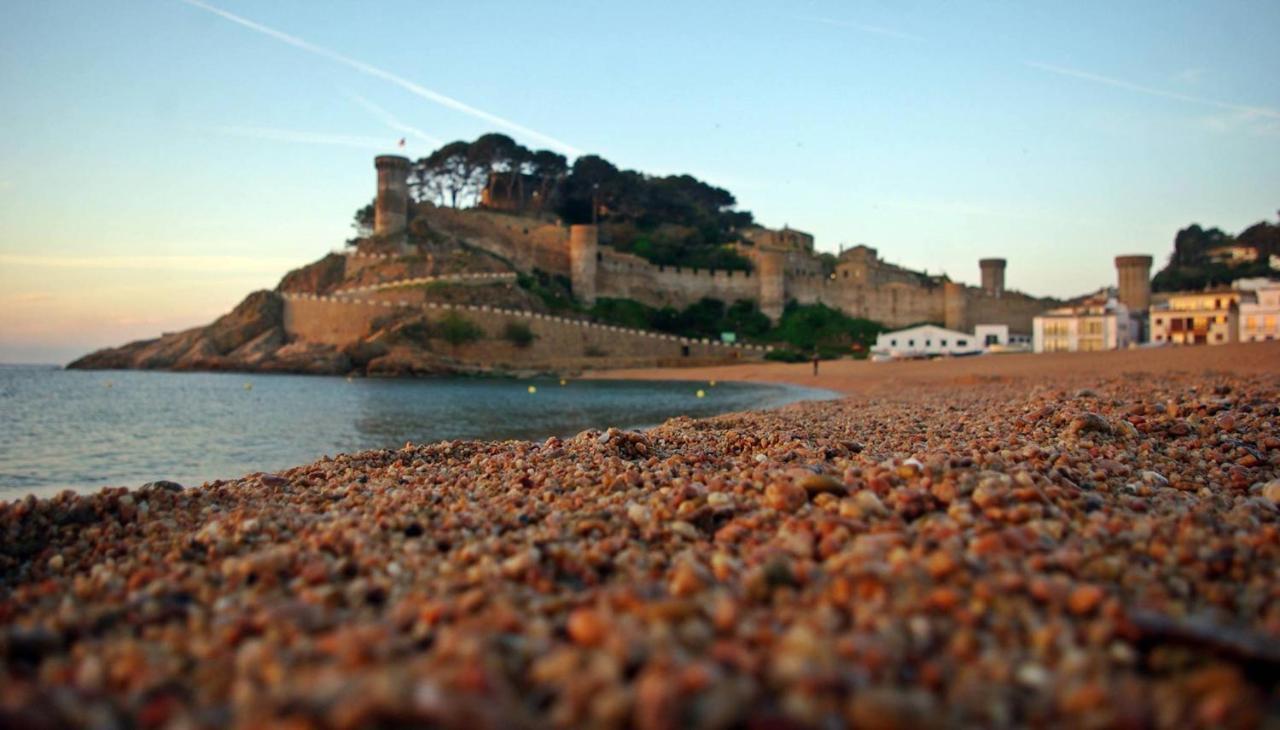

{"left": 756, "top": 249, "right": 786, "bottom": 322}
{"left": 979, "top": 258, "right": 1006, "bottom": 298}
{"left": 1115, "top": 255, "right": 1153, "bottom": 312}
{"left": 569, "top": 224, "right": 599, "bottom": 306}
{"left": 944, "top": 281, "right": 968, "bottom": 332}
{"left": 374, "top": 155, "right": 411, "bottom": 237}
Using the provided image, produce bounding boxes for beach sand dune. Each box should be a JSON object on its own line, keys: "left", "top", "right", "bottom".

{"left": 2, "top": 343, "right": 1278, "bottom": 727}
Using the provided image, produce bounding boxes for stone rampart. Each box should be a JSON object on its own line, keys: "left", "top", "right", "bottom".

{"left": 282, "top": 293, "right": 768, "bottom": 370}
{"left": 420, "top": 206, "right": 570, "bottom": 275}
{"left": 961, "top": 288, "right": 1049, "bottom": 333}
{"left": 596, "top": 248, "right": 758, "bottom": 310}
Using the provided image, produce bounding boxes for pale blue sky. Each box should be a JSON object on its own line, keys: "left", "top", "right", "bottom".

{"left": 2, "top": 0, "right": 1278, "bottom": 363}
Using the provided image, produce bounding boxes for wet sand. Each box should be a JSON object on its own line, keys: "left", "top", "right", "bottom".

{"left": 2, "top": 343, "right": 1278, "bottom": 727}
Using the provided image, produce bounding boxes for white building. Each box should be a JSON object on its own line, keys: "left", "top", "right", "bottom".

{"left": 873, "top": 324, "right": 980, "bottom": 358}
{"left": 973, "top": 324, "right": 1032, "bottom": 351}
{"left": 1033, "top": 292, "right": 1133, "bottom": 353}
{"left": 1237, "top": 279, "right": 1280, "bottom": 343}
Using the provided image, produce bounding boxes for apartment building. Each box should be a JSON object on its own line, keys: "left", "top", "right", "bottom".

{"left": 1149, "top": 290, "right": 1241, "bottom": 346}
{"left": 1032, "top": 293, "right": 1133, "bottom": 353}
{"left": 1237, "top": 280, "right": 1280, "bottom": 342}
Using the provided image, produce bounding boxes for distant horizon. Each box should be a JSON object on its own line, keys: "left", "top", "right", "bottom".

{"left": 3, "top": 0, "right": 1278, "bottom": 363}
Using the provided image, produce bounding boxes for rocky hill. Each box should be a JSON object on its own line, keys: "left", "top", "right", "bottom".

{"left": 67, "top": 234, "right": 543, "bottom": 376}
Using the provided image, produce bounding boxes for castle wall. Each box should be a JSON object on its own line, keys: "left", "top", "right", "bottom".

{"left": 385, "top": 207, "right": 1064, "bottom": 334}
{"left": 961, "top": 289, "right": 1048, "bottom": 333}
{"left": 421, "top": 206, "right": 571, "bottom": 276}
{"left": 595, "top": 248, "right": 759, "bottom": 310}
{"left": 282, "top": 295, "right": 766, "bottom": 370}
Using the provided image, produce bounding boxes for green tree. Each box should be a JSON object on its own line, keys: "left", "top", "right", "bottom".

{"left": 347, "top": 201, "right": 375, "bottom": 244}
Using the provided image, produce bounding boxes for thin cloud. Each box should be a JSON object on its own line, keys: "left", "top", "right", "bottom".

{"left": 210, "top": 125, "right": 389, "bottom": 149}
{"left": 797, "top": 15, "right": 924, "bottom": 43}
{"left": 348, "top": 93, "right": 443, "bottom": 148}
{"left": 178, "top": 0, "right": 582, "bottom": 155}
{"left": 0, "top": 254, "right": 299, "bottom": 273}
{"left": 1026, "top": 61, "right": 1280, "bottom": 120}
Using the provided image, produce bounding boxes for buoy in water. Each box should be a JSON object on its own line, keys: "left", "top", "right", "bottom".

{"left": 528, "top": 385, "right": 537, "bottom": 394}
{"left": 244, "top": 382, "right": 253, "bottom": 391}
{"left": 559, "top": 379, "right": 567, "bottom": 386}
{"left": 696, "top": 389, "right": 706, "bottom": 398}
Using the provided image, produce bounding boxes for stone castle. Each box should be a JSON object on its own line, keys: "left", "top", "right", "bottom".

{"left": 371, "top": 155, "right": 1153, "bottom": 334}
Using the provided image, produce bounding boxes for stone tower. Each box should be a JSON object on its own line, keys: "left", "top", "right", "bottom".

{"left": 756, "top": 249, "right": 786, "bottom": 322}
{"left": 979, "top": 258, "right": 1006, "bottom": 298}
{"left": 374, "top": 155, "right": 411, "bottom": 237}
{"left": 1115, "top": 255, "right": 1153, "bottom": 312}
{"left": 944, "top": 281, "right": 968, "bottom": 331}
{"left": 569, "top": 224, "right": 599, "bottom": 306}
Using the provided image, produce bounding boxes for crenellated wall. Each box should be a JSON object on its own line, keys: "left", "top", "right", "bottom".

{"left": 402, "top": 207, "right": 1062, "bottom": 334}
{"left": 595, "top": 248, "right": 759, "bottom": 310}
{"left": 420, "top": 206, "right": 571, "bottom": 275}
{"left": 282, "top": 294, "right": 768, "bottom": 370}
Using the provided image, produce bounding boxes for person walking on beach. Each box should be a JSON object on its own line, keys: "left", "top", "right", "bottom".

{"left": 812, "top": 352, "right": 820, "bottom": 376}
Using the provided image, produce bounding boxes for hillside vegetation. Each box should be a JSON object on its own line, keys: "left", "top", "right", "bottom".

{"left": 1152, "top": 213, "right": 1279, "bottom": 292}
{"left": 357, "top": 133, "right": 755, "bottom": 272}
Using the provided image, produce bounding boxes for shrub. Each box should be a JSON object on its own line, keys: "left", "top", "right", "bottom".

{"left": 768, "top": 302, "right": 883, "bottom": 359}
{"left": 503, "top": 321, "right": 535, "bottom": 348}
{"left": 764, "top": 348, "right": 807, "bottom": 363}
{"left": 437, "top": 312, "right": 484, "bottom": 346}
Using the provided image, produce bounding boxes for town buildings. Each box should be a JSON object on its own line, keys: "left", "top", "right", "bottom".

{"left": 1032, "top": 292, "right": 1134, "bottom": 353}
{"left": 1237, "top": 279, "right": 1280, "bottom": 342}
{"left": 873, "top": 324, "right": 980, "bottom": 358}
{"left": 871, "top": 323, "right": 1032, "bottom": 359}
{"left": 1149, "top": 290, "right": 1242, "bottom": 346}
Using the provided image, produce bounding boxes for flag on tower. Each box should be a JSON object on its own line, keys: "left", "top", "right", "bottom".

{"left": 397, "top": 138, "right": 405, "bottom": 148}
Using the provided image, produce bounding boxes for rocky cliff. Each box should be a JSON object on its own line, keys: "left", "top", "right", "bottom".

{"left": 67, "top": 234, "right": 537, "bottom": 376}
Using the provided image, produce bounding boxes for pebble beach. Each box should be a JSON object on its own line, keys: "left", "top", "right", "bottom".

{"left": 3, "top": 344, "right": 1279, "bottom": 728}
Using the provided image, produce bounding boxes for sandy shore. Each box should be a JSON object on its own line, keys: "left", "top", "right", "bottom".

{"left": 587, "top": 341, "right": 1280, "bottom": 396}
{"left": 2, "top": 344, "right": 1279, "bottom": 727}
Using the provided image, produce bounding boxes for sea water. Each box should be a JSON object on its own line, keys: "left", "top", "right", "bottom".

{"left": 0, "top": 365, "right": 834, "bottom": 498}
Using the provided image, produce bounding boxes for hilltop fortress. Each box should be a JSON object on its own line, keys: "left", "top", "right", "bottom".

{"left": 70, "top": 155, "right": 1156, "bottom": 376}
{"left": 369, "top": 154, "right": 1064, "bottom": 333}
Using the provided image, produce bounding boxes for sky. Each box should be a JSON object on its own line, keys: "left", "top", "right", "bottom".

{"left": 2, "top": 1, "right": 1278, "bottom": 364}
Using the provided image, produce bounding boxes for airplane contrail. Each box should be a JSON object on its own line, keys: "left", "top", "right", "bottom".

{"left": 796, "top": 15, "right": 924, "bottom": 43}
{"left": 1025, "top": 61, "right": 1280, "bottom": 120}
{"left": 348, "top": 94, "right": 443, "bottom": 148}
{"left": 178, "top": 0, "right": 582, "bottom": 155}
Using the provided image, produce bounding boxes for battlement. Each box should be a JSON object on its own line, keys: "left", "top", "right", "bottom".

{"left": 362, "top": 155, "right": 1065, "bottom": 334}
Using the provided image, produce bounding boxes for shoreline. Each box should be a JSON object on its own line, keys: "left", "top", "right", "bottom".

{"left": 2, "top": 344, "right": 1278, "bottom": 726}
{"left": 584, "top": 340, "right": 1280, "bottom": 395}
{"left": 0, "top": 372, "right": 833, "bottom": 501}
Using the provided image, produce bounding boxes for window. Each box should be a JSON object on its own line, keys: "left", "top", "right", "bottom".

{"left": 890, "top": 339, "right": 897, "bottom": 346}
{"left": 941, "top": 339, "right": 948, "bottom": 347}
{"left": 1215, "top": 333, "right": 1224, "bottom": 342}
{"left": 1155, "top": 335, "right": 1163, "bottom": 341}
{"left": 984, "top": 334, "right": 998, "bottom": 346}
{"left": 957, "top": 339, "right": 967, "bottom": 346}
{"left": 908, "top": 339, "right": 915, "bottom": 347}
{"left": 1155, "top": 318, "right": 1163, "bottom": 325}
{"left": 925, "top": 340, "right": 932, "bottom": 347}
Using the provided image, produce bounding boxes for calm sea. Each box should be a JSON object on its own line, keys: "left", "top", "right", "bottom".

{"left": 0, "top": 365, "right": 833, "bottom": 499}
